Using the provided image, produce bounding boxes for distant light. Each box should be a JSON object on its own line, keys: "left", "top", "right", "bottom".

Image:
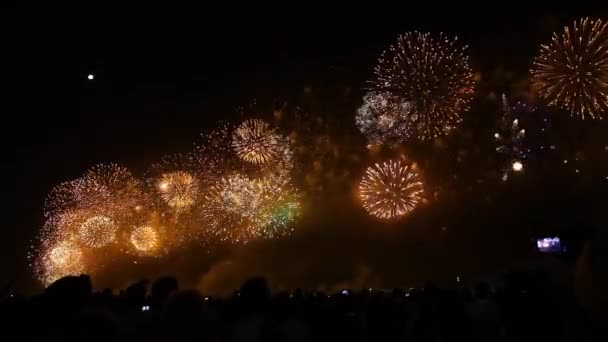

{"left": 512, "top": 161, "right": 524, "bottom": 172}
{"left": 575, "top": 169, "right": 580, "bottom": 174}
{"left": 87, "top": 74, "right": 95, "bottom": 80}
{"left": 134, "top": 205, "right": 142, "bottom": 211}
{"left": 563, "top": 160, "right": 568, "bottom": 164}
{"left": 141, "top": 305, "right": 150, "bottom": 312}
{"left": 456, "top": 276, "right": 460, "bottom": 283}
{"left": 550, "top": 145, "right": 556, "bottom": 150}
{"left": 493, "top": 132, "right": 500, "bottom": 139}
{"left": 159, "top": 182, "right": 169, "bottom": 191}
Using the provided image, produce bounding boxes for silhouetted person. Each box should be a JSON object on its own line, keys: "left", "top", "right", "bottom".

{"left": 164, "top": 289, "right": 208, "bottom": 341}
{"left": 150, "top": 276, "right": 178, "bottom": 309}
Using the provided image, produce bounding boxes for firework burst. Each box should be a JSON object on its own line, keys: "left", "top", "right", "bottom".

{"left": 157, "top": 171, "right": 199, "bottom": 212}
{"left": 359, "top": 159, "right": 424, "bottom": 220}
{"left": 130, "top": 225, "right": 159, "bottom": 254}
{"left": 531, "top": 18, "right": 608, "bottom": 119}
{"left": 200, "top": 172, "right": 301, "bottom": 242}
{"left": 200, "top": 174, "right": 257, "bottom": 243}
{"left": 232, "top": 119, "right": 282, "bottom": 164}
{"left": 37, "top": 240, "right": 85, "bottom": 286}
{"left": 356, "top": 91, "right": 413, "bottom": 144}
{"left": 371, "top": 32, "right": 476, "bottom": 140}
{"left": 495, "top": 95, "right": 528, "bottom": 181}
{"left": 45, "top": 163, "right": 145, "bottom": 219}
{"left": 78, "top": 215, "right": 117, "bottom": 248}
{"left": 249, "top": 173, "right": 301, "bottom": 238}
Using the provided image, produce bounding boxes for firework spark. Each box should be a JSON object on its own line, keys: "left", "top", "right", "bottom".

{"left": 531, "top": 18, "right": 608, "bottom": 119}
{"left": 359, "top": 160, "right": 424, "bottom": 220}
{"left": 200, "top": 174, "right": 257, "bottom": 243}
{"left": 356, "top": 92, "right": 413, "bottom": 144}
{"left": 249, "top": 173, "right": 301, "bottom": 238}
{"left": 371, "top": 32, "right": 476, "bottom": 140}
{"left": 495, "top": 95, "right": 528, "bottom": 181}
{"left": 37, "top": 240, "right": 85, "bottom": 286}
{"left": 78, "top": 215, "right": 117, "bottom": 248}
{"left": 130, "top": 225, "right": 159, "bottom": 253}
{"left": 232, "top": 119, "right": 281, "bottom": 164}
{"left": 158, "top": 171, "right": 199, "bottom": 212}
{"left": 201, "top": 172, "right": 300, "bottom": 242}
{"left": 45, "top": 163, "right": 144, "bottom": 218}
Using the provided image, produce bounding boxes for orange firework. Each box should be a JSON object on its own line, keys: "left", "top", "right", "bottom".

{"left": 531, "top": 18, "right": 608, "bottom": 119}
{"left": 232, "top": 119, "right": 281, "bottom": 164}
{"left": 359, "top": 159, "right": 423, "bottom": 220}
{"left": 372, "top": 32, "right": 477, "bottom": 140}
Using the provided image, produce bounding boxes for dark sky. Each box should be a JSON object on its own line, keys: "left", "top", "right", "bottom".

{"left": 5, "top": 8, "right": 608, "bottom": 292}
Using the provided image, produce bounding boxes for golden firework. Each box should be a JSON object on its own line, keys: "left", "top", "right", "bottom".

{"left": 232, "top": 119, "right": 281, "bottom": 164}
{"left": 130, "top": 225, "right": 159, "bottom": 253}
{"left": 200, "top": 172, "right": 301, "bottom": 242}
{"left": 158, "top": 171, "right": 199, "bottom": 211}
{"left": 372, "top": 32, "right": 477, "bottom": 140}
{"left": 359, "top": 160, "right": 423, "bottom": 220}
{"left": 531, "top": 18, "right": 608, "bottom": 119}
{"left": 78, "top": 215, "right": 117, "bottom": 248}
{"left": 249, "top": 173, "right": 301, "bottom": 238}
{"left": 39, "top": 240, "right": 85, "bottom": 286}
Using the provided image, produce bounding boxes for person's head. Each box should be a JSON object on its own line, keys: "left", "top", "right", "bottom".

{"left": 240, "top": 276, "right": 271, "bottom": 309}
{"left": 151, "top": 276, "right": 178, "bottom": 302}
{"left": 474, "top": 282, "right": 491, "bottom": 299}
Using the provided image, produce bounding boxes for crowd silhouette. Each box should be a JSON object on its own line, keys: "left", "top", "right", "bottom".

{"left": 0, "top": 271, "right": 600, "bottom": 341}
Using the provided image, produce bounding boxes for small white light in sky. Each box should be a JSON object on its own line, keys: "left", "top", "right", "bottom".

{"left": 512, "top": 161, "right": 523, "bottom": 172}
{"left": 563, "top": 160, "right": 568, "bottom": 164}
{"left": 87, "top": 74, "right": 94, "bottom": 80}
{"left": 494, "top": 132, "right": 500, "bottom": 139}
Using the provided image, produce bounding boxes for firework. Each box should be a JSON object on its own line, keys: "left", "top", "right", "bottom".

{"left": 249, "top": 173, "right": 301, "bottom": 238}
{"left": 512, "top": 160, "right": 524, "bottom": 172}
{"left": 495, "top": 95, "right": 528, "bottom": 181}
{"left": 200, "top": 174, "right": 257, "bottom": 242}
{"left": 78, "top": 215, "right": 117, "bottom": 248}
{"left": 45, "top": 163, "right": 145, "bottom": 218}
{"left": 200, "top": 172, "right": 301, "bottom": 242}
{"left": 130, "top": 225, "right": 159, "bottom": 253}
{"left": 371, "top": 32, "right": 476, "bottom": 140}
{"left": 157, "top": 171, "right": 199, "bottom": 212}
{"left": 232, "top": 119, "right": 282, "bottom": 164}
{"left": 359, "top": 159, "right": 424, "bottom": 220}
{"left": 217, "top": 174, "right": 260, "bottom": 217}
{"left": 37, "top": 240, "right": 85, "bottom": 286}
{"left": 531, "top": 18, "right": 608, "bottom": 119}
{"left": 356, "top": 91, "right": 413, "bottom": 144}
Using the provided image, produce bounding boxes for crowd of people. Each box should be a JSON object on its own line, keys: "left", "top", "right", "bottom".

{"left": 0, "top": 270, "right": 599, "bottom": 341}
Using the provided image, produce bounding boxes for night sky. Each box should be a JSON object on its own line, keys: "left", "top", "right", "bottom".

{"left": 5, "top": 8, "right": 608, "bottom": 293}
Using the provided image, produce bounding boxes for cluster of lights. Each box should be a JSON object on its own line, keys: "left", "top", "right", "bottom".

{"left": 531, "top": 18, "right": 608, "bottom": 119}
{"left": 370, "top": 31, "right": 477, "bottom": 141}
